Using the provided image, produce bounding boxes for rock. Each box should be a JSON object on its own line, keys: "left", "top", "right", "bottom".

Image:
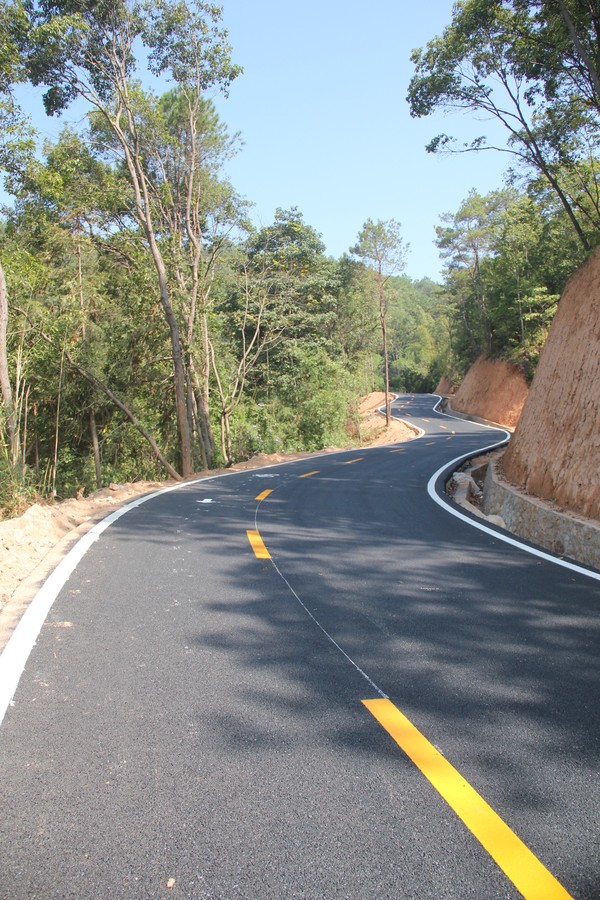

{"left": 486, "top": 514, "right": 506, "bottom": 528}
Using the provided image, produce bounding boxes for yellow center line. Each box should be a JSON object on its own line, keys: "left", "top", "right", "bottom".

{"left": 255, "top": 489, "right": 273, "bottom": 501}
{"left": 343, "top": 458, "right": 364, "bottom": 465}
{"left": 246, "top": 529, "right": 270, "bottom": 559}
{"left": 425, "top": 441, "right": 436, "bottom": 446}
{"left": 299, "top": 470, "right": 319, "bottom": 478}
{"left": 388, "top": 449, "right": 405, "bottom": 453}
{"left": 362, "top": 699, "right": 572, "bottom": 900}
{"left": 439, "top": 424, "right": 448, "bottom": 429}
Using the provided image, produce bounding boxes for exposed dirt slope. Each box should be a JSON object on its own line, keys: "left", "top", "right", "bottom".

{"left": 450, "top": 356, "right": 529, "bottom": 429}
{"left": 435, "top": 376, "right": 456, "bottom": 396}
{"left": 503, "top": 249, "right": 600, "bottom": 522}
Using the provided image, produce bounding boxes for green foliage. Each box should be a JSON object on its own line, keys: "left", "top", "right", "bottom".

{"left": 436, "top": 179, "right": 585, "bottom": 380}
{"left": 350, "top": 218, "right": 408, "bottom": 280}
{"left": 4, "top": 0, "right": 594, "bottom": 509}
{"left": 250, "top": 343, "right": 353, "bottom": 452}
{"left": 408, "top": 0, "right": 600, "bottom": 251}
{"left": 0, "top": 458, "right": 35, "bottom": 518}
{"left": 0, "top": 420, "right": 36, "bottom": 518}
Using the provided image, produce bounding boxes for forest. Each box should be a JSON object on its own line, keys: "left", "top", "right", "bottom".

{"left": 1, "top": 0, "right": 599, "bottom": 515}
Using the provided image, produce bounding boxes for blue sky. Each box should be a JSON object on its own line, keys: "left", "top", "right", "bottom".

{"left": 14, "top": 1, "right": 513, "bottom": 281}
{"left": 207, "top": 0, "right": 511, "bottom": 280}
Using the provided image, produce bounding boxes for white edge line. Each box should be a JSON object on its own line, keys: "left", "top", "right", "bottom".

{"left": 379, "top": 393, "right": 426, "bottom": 439}
{"left": 426, "top": 394, "right": 600, "bottom": 583}
{"left": 0, "top": 446, "right": 377, "bottom": 727}
{"left": 0, "top": 459, "right": 317, "bottom": 728}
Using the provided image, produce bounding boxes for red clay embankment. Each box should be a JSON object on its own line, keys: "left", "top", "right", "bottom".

{"left": 446, "top": 356, "right": 529, "bottom": 429}
{"left": 503, "top": 248, "right": 600, "bottom": 522}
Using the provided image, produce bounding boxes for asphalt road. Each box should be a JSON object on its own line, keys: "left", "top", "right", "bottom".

{"left": 0, "top": 395, "right": 598, "bottom": 899}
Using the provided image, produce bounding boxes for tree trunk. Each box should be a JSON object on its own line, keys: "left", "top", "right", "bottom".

{"left": 378, "top": 270, "right": 391, "bottom": 426}
{"left": 0, "top": 259, "right": 19, "bottom": 465}
{"left": 52, "top": 347, "right": 65, "bottom": 496}
{"left": 381, "top": 312, "right": 391, "bottom": 426}
{"left": 189, "top": 357, "right": 215, "bottom": 468}
{"left": 114, "top": 116, "right": 194, "bottom": 478}
{"left": 220, "top": 409, "right": 233, "bottom": 467}
{"left": 77, "top": 225, "right": 85, "bottom": 340}
{"left": 20, "top": 312, "right": 182, "bottom": 482}
{"left": 153, "top": 254, "right": 193, "bottom": 477}
{"left": 89, "top": 408, "right": 102, "bottom": 489}
{"left": 78, "top": 365, "right": 182, "bottom": 481}
{"left": 200, "top": 308, "right": 215, "bottom": 460}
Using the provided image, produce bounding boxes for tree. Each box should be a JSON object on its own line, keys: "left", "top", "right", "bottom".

{"left": 514, "top": 0, "right": 600, "bottom": 114}
{"left": 213, "top": 208, "right": 343, "bottom": 459}
{"left": 350, "top": 219, "right": 408, "bottom": 425}
{"left": 407, "top": 0, "right": 600, "bottom": 251}
{"left": 89, "top": 86, "right": 247, "bottom": 468}
{"left": 332, "top": 255, "right": 380, "bottom": 393}
{"left": 0, "top": 0, "right": 35, "bottom": 470}
{"left": 385, "top": 276, "right": 448, "bottom": 393}
{"left": 436, "top": 182, "right": 585, "bottom": 379}
{"left": 436, "top": 189, "right": 513, "bottom": 357}
{"left": 16, "top": 0, "right": 241, "bottom": 477}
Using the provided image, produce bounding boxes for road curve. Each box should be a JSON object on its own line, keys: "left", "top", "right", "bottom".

{"left": 0, "top": 394, "right": 598, "bottom": 899}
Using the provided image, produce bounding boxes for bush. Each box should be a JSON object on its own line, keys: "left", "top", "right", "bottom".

{"left": 0, "top": 456, "right": 36, "bottom": 519}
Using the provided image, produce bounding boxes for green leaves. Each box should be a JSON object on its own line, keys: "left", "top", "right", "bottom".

{"left": 350, "top": 218, "right": 408, "bottom": 278}
{"left": 407, "top": 0, "right": 600, "bottom": 249}
{"left": 436, "top": 178, "right": 587, "bottom": 376}
{"left": 18, "top": 0, "right": 240, "bottom": 116}
{"left": 139, "top": 0, "right": 241, "bottom": 92}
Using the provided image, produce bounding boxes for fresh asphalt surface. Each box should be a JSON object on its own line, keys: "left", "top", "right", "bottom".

{"left": 0, "top": 394, "right": 598, "bottom": 898}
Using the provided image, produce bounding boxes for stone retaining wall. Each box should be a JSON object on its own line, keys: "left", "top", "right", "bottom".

{"left": 483, "top": 459, "right": 600, "bottom": 571}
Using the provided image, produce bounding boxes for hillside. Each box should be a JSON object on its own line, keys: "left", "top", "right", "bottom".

{"left": 446, "top": 356, "right": 529, "bottom": 429}
{"left": 503, "top": 248, "right": 600, "bottom": 523}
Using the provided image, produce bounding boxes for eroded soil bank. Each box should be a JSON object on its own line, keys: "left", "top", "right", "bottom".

{"left": 503, "top": 248, "right": 600, "bottom": 523}
{"left": 445, "top": 356, "right": 529, "bottom": 430}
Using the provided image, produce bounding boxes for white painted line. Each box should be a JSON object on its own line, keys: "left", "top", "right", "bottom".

{"left": 0, "top": 450, "right": 351, "bottom": 728}
{"left": 426, "top": 395, "right": 600, "bottom": 583}
{"left": 0, "top": 484, "right": 184, "bottom": 726}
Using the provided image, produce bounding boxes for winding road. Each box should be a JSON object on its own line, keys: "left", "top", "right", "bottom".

{"left": 0, "top": 394, "right": 598, "bottom": 898}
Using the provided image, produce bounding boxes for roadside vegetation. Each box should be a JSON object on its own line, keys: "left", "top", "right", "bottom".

{"left": 1, "top": 0, "right": 599, "bottom": 516}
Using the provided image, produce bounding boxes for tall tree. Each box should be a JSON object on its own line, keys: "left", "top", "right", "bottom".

{"left": 436, "top": 189, "right": 513, "bottom": 357}
{"left": 407, "top": 0, "right": 600, "bottom": 251}
{"left": 89, "top": 87, "right": 246, "bottom": 468}
{"left": 350, "top": 219, "right": 408, "bottom": 425}
{"left": 0, "top": 0, "right": 35, "bottom": 468}
{"left": 16, "top": 0, "right": 241, "bottom": 477}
